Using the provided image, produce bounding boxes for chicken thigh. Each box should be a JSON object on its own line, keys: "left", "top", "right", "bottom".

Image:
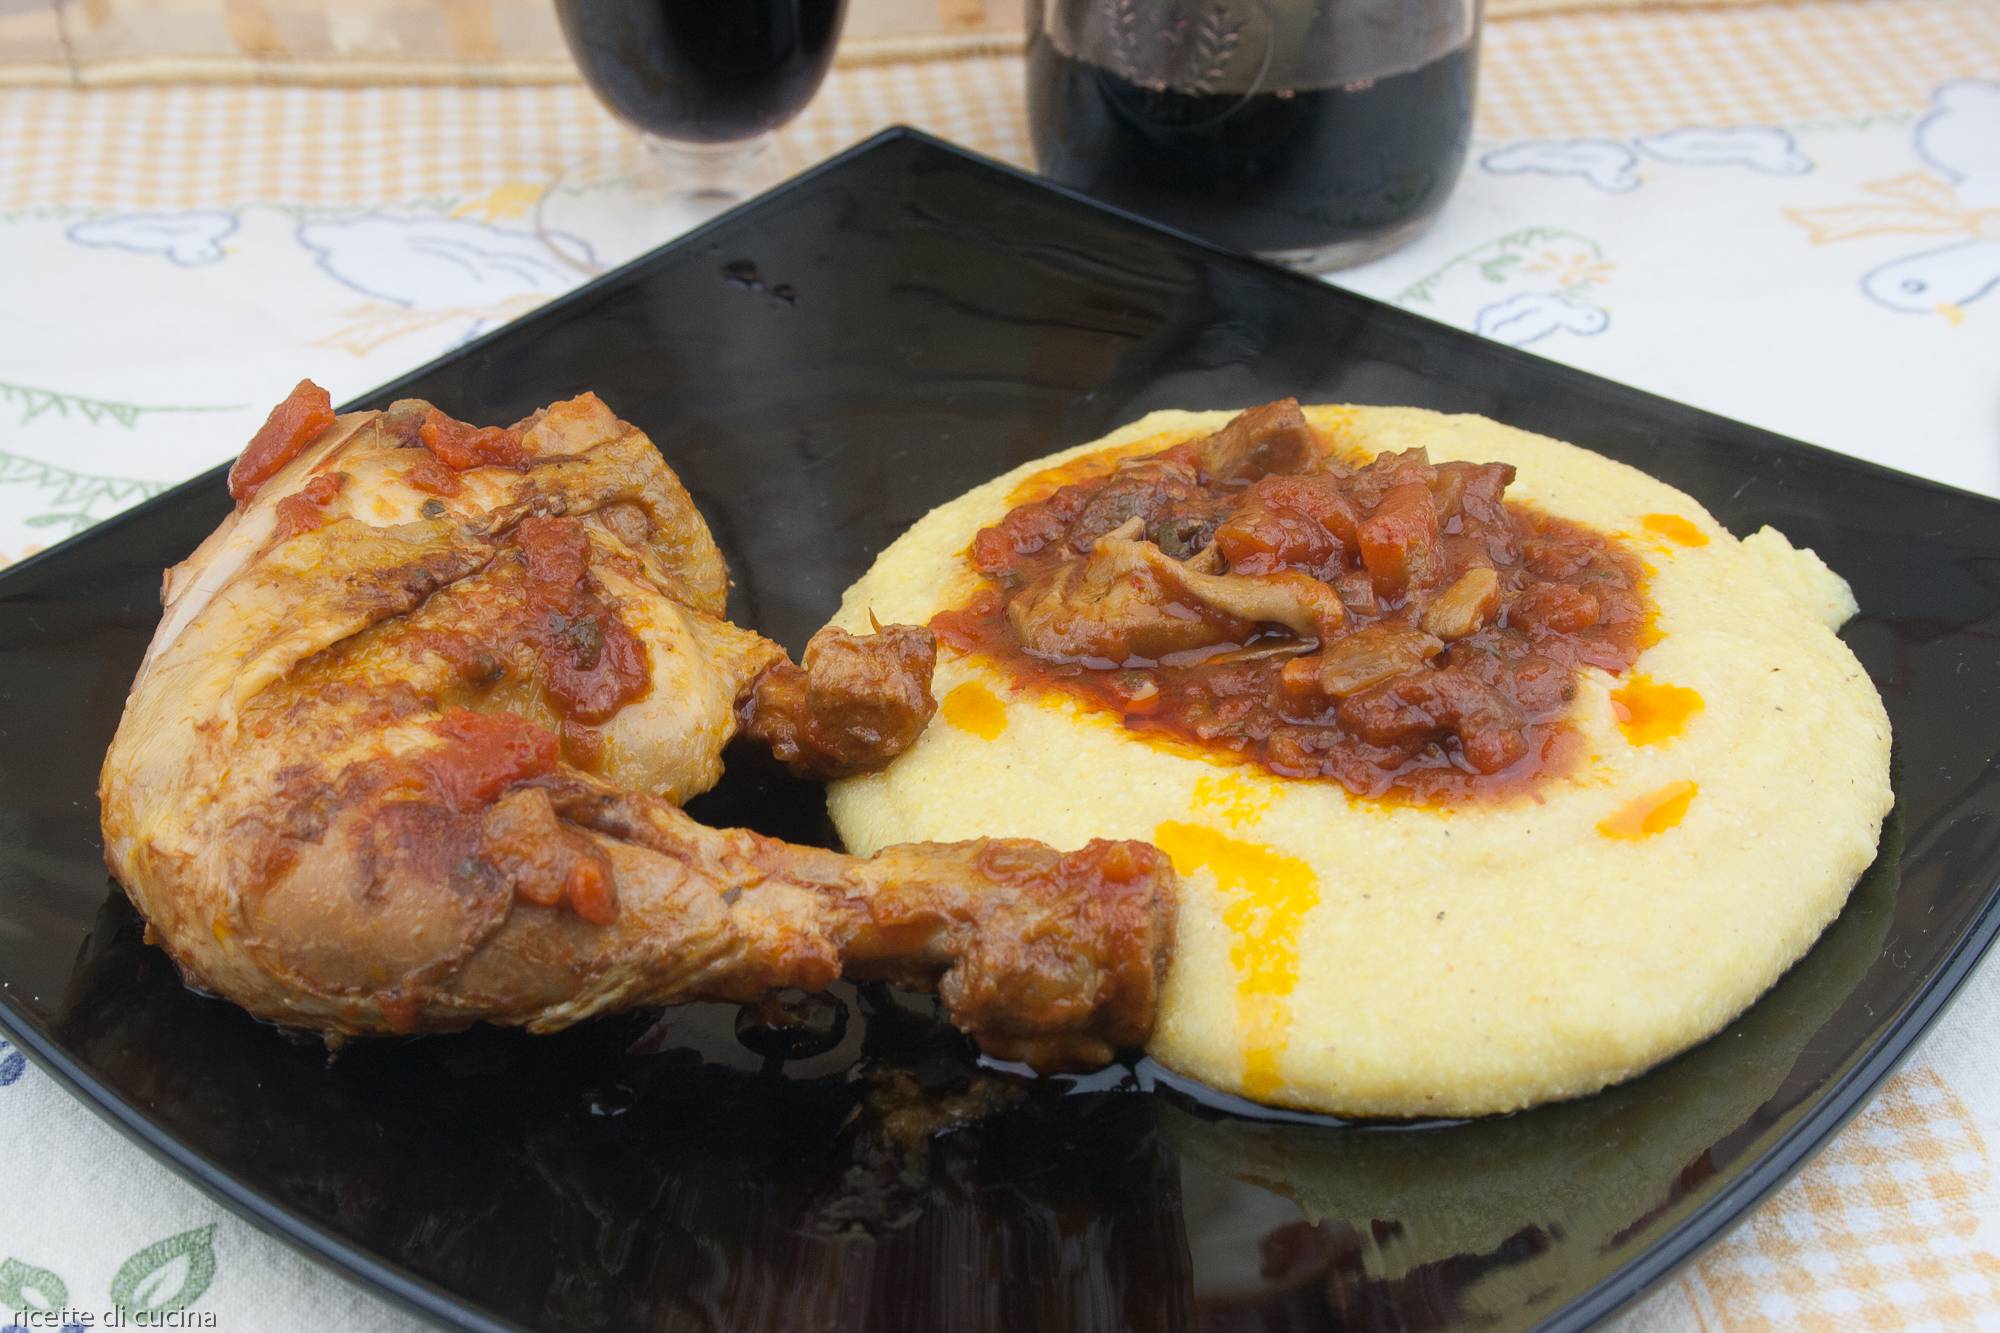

{"left": 99, "top": 383, "right": 1175, "bottom": 1070}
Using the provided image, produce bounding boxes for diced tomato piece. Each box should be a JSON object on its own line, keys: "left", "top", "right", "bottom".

{"left": 1214, "top": 504, "right": 1338, "bottom": 577}
{"left": 1357, "top": 483, "right": 1442, "bottom": 598}
{"left": 228, "top": 379, "right": 336, "bottom": 505}
{"left": 420, "top": 407, "right": 530, "bottom": 470}
{"left": 270, "top": 471, "right": 348, "bottom": 542}
{"left": 404, "top": 453, "right": 464, "bottom": 496}
{"left": 1240, "top": 475, "right": 1360, "bottom": 546}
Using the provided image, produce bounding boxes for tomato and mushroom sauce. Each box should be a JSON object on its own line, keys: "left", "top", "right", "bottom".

{"left": 513, "top": 515, "right": 652, "bottom": 724}
{"left": 404, "top": 514, "right": 654, "bottom": 746}
{"left": 932, "top": 400, "right": 1649, "bottom": 802}
{"left": 226, "top": 383, "right": 545, "bottom": 533}
{"left": 330, "top": 554, "right": 639, "bottom": 926}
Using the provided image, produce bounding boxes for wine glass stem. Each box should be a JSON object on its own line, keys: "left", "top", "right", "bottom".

{"left": 644, "top": 134, "right": 772, "bottom": 203}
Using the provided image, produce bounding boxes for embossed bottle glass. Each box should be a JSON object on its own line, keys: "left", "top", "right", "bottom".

{"left": 1026, "top": 0, "right": 1481, "bottom": 271}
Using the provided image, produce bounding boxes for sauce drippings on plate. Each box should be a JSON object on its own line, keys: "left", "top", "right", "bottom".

{"left": 932, "top": 400, "right": 1651, "bottom": 803}
{"left": 1153, "top": 820, "right": 1319, "bottom": 1099}
{"left": 1598, "top": 780, "right": 1699, "bottom": 840}
{"left": 940, "top": 680, "right": 1009, "bottom": 739}
{"left": 1610, "top": 675, "right": 1704, "bottom": 746}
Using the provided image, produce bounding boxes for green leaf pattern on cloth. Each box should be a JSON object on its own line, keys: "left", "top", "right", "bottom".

{"left": 0, "top": 380, "right": 237, "bottom": 543}
{"left": 0, "top": 452, "right": 169, "bottom": 537}
{"left": 1, "top": 1229, "right": 219, "bottom": 1326}
{"left": 0, "top": 381, "right": 240, "bottom": 431}
{"left": 0, "top": 1258, "right": 68, "bottom": 1314}
{"left": 109, "top": 1225, "right": 216, "bottom": 1319}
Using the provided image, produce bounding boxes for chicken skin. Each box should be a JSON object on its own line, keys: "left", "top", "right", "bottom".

{"left": 98, "top": 383, "right": 1176, "bottom": 1070}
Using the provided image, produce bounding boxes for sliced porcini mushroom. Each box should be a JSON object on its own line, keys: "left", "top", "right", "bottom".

{"left": 1280, "top": 624, "right": 1445, "bottom": 699}
{"left": 1007, "top": 525, "right": 1250, "bottom": 663}
{"left": 1122, "top": 527, "right": 1348, "bottom": 645}
{"left": 1006, "top": 519, "right": 1348, "bottom": 664}
{"left": 1422, "top": 567, "right": 1502, "bottom": 641}
{"left": 1168, "top": 560, "right": 1347, "bottom": 644}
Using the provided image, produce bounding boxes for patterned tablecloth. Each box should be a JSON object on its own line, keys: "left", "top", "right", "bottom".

{"left": 0, "top": 1, "right": 1996, "bottom": 1328}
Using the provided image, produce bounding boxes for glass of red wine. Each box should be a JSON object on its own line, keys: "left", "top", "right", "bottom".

{"left": 1027, "top": 0, "right": 1481, "bottom": 271}
{"left": 540, "top": 0, "right": 851, "bottom": 271}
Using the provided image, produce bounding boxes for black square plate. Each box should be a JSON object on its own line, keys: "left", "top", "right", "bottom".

{"left": 3, "top": 128, "right": 1997, "bottom": 1332}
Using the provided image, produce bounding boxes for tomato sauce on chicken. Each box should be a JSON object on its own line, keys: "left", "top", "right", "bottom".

{"left": 419, "top": 406, "right": 532, "bottom": 469}
{"left": 419, "top": 708, "right": 561, "bottom": 813}
{"left": 227, "top": 379, "right": 336, "bottom": 504}
{"left": 270, "top": 471, "right": 347, "bottom": 541}
{"left": 932, "top": 400, "right": 1649, "bottom": 803}
{"left": 515, "top": 516, "right": 652, "bottom": 724}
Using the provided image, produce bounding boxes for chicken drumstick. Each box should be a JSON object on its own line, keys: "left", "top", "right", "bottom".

{"left": 98, "top": 383, "right": 1175, "bottom": 1069}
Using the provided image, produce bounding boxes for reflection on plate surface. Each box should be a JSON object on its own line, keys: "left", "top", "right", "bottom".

{"left": 1, "top": 130, "right": 1997, "bottom": 1332}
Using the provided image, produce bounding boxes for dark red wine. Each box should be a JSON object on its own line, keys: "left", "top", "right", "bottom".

{"left": 1027, "top": 33, "right": 1477, "bottom": 262}
{"left": 556, "top": 0, "right": 848, "bottom": 143}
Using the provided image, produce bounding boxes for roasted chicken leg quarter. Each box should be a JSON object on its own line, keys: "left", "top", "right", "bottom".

{"left": 99, "top": 382, "right": 1177, "bottom": 1070}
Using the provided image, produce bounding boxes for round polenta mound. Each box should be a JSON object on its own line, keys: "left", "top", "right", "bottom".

{"left": 826, "top": 407, "right": 1892, "bottom": 1118}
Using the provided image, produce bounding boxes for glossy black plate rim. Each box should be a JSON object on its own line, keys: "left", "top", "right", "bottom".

{"left": 5, "top": 125, "right": 1997, "bottom": 1332}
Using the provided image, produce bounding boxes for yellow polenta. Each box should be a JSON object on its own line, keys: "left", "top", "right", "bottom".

{"left": 826, "top": 407, "right": 1892, "bottom": 1117}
